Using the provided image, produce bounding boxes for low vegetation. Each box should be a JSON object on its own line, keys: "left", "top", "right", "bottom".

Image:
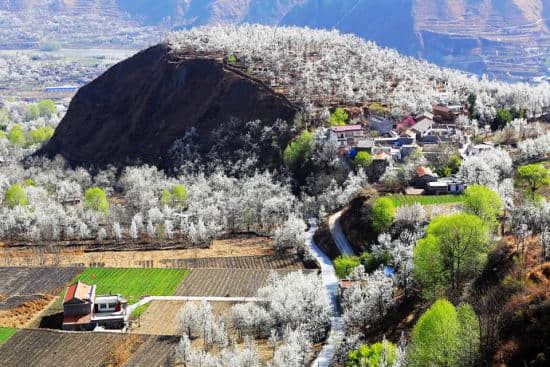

{"left": 389, "top": 194, "right": 465, "bottom": 207}
{"left": 72, "top": 268, "right": 189, "bottom": 304}
{"left": 0, "top": 328, "right": 17, "bottom": 345}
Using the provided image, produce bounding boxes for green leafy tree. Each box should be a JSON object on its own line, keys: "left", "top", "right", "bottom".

{"left": 28, "top": 126, "right": 54, "bottom": 145}
{"left": 463, "top": 185, "right": 503, "bottom": 226}
{"left": 7, "top": 125, "right": 26, "bottom": 146}
{"left": 329, "top": 107, "right": 349, "bottom": 126}
{"left": 457, "top": 303, "right": 481, "bottom": 367}
{"left": 38, "top": 100, "right": 56, "bottom": 118}
{"left": 353, "top": 151, "right": 373, "bottom": 169}
{"left": 371, "top": 197, "right": 396, "bottom": 233}
{"left": 334, "top": 255, "right": 361, "bottom": 278}
{"left": 4, "top": 184, "right": 28, "bottom": 208}
{"left": 24, "top": 104, "right": 40, "bottom": 122}
{"left": 491, "top": 109, "right": 513, "bottom": 131}
{"left": 84, "top": 187, "right": 109, "bottom": 215}
{"left": 347, "top": 341, "right": 396, "bottom": 367}
{"left": 160, "top": 189, "right": 172, "bottom": 206}
{"left": 283, "top": 130, "right": 313, "bottom": 171}
{"left": 409, "top": 299, "right": 460, "bottom": 367}
{"left": 227, "top": 54, "right": 237, "bottom": 64}
{"left": 413, "top": 213, "right": 490, "bottom": 298}
{"left": 516, "top": 164, "right": 550, "bottom": 201}
{"left": 171, "top": 184, "right": 188, "bottom": 207}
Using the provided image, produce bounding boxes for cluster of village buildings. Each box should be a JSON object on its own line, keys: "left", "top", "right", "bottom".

{"left": 326, "top": 102, "right": 493, "bottom": 194}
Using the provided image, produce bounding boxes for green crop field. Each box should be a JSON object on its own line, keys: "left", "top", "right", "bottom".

{"left": 71, "top": 268, "right": 189, "bottom": 304}
{"left": 0, "top": 327, "right": 17, "bottom": 345}
{"left": 389, "top": 194, "right": 465, "bottom": 207}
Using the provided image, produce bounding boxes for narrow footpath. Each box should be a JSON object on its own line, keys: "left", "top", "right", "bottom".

{"left": 309, "top": 214, "right": 354, "bottom": 367}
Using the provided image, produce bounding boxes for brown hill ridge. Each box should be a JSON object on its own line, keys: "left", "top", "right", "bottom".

{"left": 38, "top": 44, "right": 298, "bottom": 168}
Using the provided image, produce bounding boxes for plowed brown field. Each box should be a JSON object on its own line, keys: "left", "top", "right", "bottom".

{"left": 0, "top": 329, "right": 177, "bottom": 367}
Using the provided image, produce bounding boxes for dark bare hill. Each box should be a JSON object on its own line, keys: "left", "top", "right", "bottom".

{"left": 37, "top": 43, "right": 298, "bottom": 169}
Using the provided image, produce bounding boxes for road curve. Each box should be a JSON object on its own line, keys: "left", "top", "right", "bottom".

{"left": 308, "top": 220, "right": 344, "bottom": 367}
{"left": 328, "top": 210, "right": 355, "bottom": 256}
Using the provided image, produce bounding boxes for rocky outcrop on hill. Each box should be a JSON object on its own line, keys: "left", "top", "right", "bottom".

{"left": 37, "top": 44, "right": 298, "bottom": 169}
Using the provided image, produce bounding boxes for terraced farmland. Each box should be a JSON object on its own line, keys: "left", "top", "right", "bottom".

{"left": 175, "top": 269, "right": 297, "bottom": 297}
{"left": 160, "top": 254, "right": 307, "bottom": 270}
{"left": 0, "top": 329, "right": 176, "bottom": 366}
{"left": 0, "top": 267, "right": 82, "bottom": 327}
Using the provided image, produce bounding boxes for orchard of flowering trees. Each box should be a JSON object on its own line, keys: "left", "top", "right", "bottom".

{"left": 175, "top": 271, "right": 331, "bottom": 367}
{"left": 167, "top": 25, "right": 550, "bottom": 120}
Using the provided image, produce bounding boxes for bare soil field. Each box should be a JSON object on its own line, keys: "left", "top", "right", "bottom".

{"left": 160, "top": 255, "right": 307, "bottom": 270}
{"left": 0, "top": 267, "right": 82, "bottom": 327}
{"left": 0, "top": 328, "right": 173, "bottom": 367}
{"left": 130, "top": 300, "right": 239, "bottom": 336}
{"left": 174, "top": 269, "right": 298, "bottom": 297}
{"left": 0, "top": 237, "right": 284, "bottom": 268}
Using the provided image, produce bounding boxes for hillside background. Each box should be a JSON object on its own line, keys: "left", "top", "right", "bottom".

{"left": 1, "top": 0, "right": 549, "bottom": 82}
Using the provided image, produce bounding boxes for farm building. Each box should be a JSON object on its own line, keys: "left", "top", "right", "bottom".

{"left": 62, "top": 281, "right": 128, "bottom": 331}
{"left": 411, "top": 166, "right": 438, "bottom": 189}
{"left": 425, "top": 180, "right": 467, "bottom": 195}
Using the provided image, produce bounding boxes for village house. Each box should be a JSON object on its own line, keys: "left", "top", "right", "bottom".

{"left": 432, "top": 103, "right": 467, "bottom": 123}
{"left": 329, "top": 124, "right": 366, "bottom": 150}
{"left": 411, "top": 166, "right": 438, "bottom": 189}
{"left": 62, "top": 281, "right": 128, "bottom": 331}
{"left": 426, "top": 179, "right": 467, "bottom": 195}
{"left": 368, "top": 115, "right": 394, "bottom": 135}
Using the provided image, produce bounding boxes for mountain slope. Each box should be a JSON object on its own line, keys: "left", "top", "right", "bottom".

{"left": 38, "top": 44, "right": 298, "bottom": 168}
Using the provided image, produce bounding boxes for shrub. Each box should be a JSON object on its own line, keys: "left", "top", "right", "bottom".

{"left": 84, "top": 187, "right": 109, "bottom": 215}
{"left": 4, "top": 184, "right": 28, "bottom": 208}
{"left": 347, "top": 341, "right": 396, "bottom": 367}
{"left": 334, "top": 255, "right": 361, "bottom": 278}
{"left": 371, "top": 197, "right": 396, "bottom": 233}
{"left": 160, "top": 189, "right": 172, "bottom": 206}
{"left": 360, "top": 251, "right": 392, "bottom": 273}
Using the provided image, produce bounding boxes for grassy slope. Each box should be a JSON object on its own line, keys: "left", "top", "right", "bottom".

{"left": 0, "top": 327, "right": 17, "bottom": 345}
{"left": 70, "top": 268, "right": 189, "bottom": 304}
{"left": 389, "top": 194, "right": 465, "bottom": 207}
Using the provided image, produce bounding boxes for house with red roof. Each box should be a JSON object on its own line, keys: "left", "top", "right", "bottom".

{"left": 62, "top": 281, "right": 128, "bottom": 331}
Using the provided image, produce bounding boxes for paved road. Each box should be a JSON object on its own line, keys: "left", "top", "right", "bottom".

{"left": 328, "top": 210, "right": 355, "bottom": 256}
{"left": 308, "top": 219, "right": 344, "bottom": 367}
{"left": 126, "top": 295, "right": 264, "bottom": 315}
